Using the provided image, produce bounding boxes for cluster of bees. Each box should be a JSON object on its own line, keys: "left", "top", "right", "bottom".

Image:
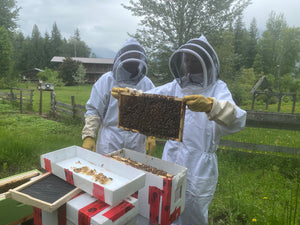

{"left": 72, "top": 165, "right": 113, "bottom": 185}
{"left": 111, "top": 155, "right": 173, "bottom": 179}
{"left": 119, "top": 93, "right": 183, "bottom": 140}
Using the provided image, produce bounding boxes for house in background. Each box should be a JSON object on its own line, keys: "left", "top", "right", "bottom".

{"left": 51, "top": 56, "right": 114, "bottom": 83}
{"left": 21, "top": 68, "right": 44, "bottom": 82}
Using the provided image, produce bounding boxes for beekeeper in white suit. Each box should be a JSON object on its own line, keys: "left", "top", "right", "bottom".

{"left": 112, "top": 35, "right": 246, "bottom": 224}
{"left": 82, "top": 38, "right": 155, "bottom": 155}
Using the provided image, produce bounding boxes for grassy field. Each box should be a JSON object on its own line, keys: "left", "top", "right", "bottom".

{"left": 0, "top": 84, "right": 299, "bottom": 224}
{"left": 3, "top": 83, "right": 300, "bottom": 114}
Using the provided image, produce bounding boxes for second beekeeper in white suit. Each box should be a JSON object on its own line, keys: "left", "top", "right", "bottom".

{"left": 159, "top": 35, "right": 247, "bottom": 225}
{"left": 82, "top": 38, "right": 155, "bottom": 154}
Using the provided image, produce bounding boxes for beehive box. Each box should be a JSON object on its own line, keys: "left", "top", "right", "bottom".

{"left": 34, "top": 193, "right": 138, "bottom": 225}
{"left": 118, "top": 92, "right": 186, "bottom": 142}
{"left": 40, "top": 146, "right": 146, "bottom": 206}
{"left": 108, "top": 148, "right": 187, "bottom": 225}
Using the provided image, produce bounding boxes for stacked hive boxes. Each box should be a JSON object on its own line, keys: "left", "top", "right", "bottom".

{"left": 108, "top": 148, "right": 187, "bottom": 225}
{"left": 33, "top": 193, "right": 138, "bottom": 225}
{"left": 7, "top": 145, "right": 187, "bottom": 225}
{"left": 37, "top": 146, "right": 146, "bottom": 225}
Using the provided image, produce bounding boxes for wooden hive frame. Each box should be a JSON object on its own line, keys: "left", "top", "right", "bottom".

{"left": 118, "top": 92, "right": 186, "bottom": 142}
{"left": 5, "top": 172, "right": 81, "bottom": 212}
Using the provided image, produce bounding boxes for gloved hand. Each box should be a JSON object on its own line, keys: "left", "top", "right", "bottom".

{"left": 82, "top": 137, "right": 96, "bottom": 152}
{"left": 183, "top": 95, "right": 214, "bottom": 113}
{"left": 145, "top": 136, "right": 156, "bottom": 155}
{"left": 111, "top": 87, "right": 129, "bottom": 99}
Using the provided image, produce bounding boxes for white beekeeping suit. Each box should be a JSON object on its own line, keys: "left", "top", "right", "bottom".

{"left": 82, "top": 38, "right": 155, "bottom": 154}
{"left": 147, "top": 35, "right": 247, "bottom": 225}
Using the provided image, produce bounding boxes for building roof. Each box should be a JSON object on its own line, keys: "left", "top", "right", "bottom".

{"left": 51, "top": 56, "right": 114, "bottom": 64}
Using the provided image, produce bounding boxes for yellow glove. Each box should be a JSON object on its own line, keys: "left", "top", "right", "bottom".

{"left": 82, "top": 137, "right": 96, "bottom": 152}
{"left": 111, "top": 87, "right": 129, "bottom": 99}
{"left": 145, "top": 136, "right": 156, "bottom": 156}
{"left": 183, "top": 95, "right": 214, "bottom": 113}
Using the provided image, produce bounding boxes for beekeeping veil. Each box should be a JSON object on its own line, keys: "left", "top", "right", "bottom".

{"left": 169, "top": 35, "right": 219, "bottom": 90}
{"left": 113, "top": 38, "right": 147, "bottom": 86}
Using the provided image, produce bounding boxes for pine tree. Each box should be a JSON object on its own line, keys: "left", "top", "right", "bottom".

{"left": 0, "top": 26, "right": 13, "bottom": 79}
{"left": 0, "top": 0, "right": 20, "bottom": 32}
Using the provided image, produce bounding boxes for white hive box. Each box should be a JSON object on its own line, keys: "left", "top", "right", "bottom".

{"left": 40, "top": 146, "right": 146, "bottom": 206}
{"left": 67, "top": 193, "right": 138, "bottom": 225}
{"left": 33, "top": 193, "right": 138, "bottom": 225}
{"left": 108, "top": 148, "right": 187, "bottom": 225}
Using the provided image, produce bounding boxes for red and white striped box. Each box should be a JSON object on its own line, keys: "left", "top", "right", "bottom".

{"left": 40, "top": 146, "right": 146, "bottom": 206}
{"left": 34, "top": 193, "right": 138, "bottom": 225}
{"left": 108, "top": 149, "right": 187, "bottom": 225}
{"left": 33, "top": 206, "right": 69, "bottom": 225}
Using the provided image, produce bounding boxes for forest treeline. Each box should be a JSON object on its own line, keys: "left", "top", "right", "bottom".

{"left": 1, "top": 0, "right": 300, "bottom": 105}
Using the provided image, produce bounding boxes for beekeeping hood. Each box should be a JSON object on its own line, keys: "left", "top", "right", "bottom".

{"left": 169, "top": 35, "right": 220, "bottom": 90}
{"left": 113, "top": 38, "right": 147, "bottom": 86}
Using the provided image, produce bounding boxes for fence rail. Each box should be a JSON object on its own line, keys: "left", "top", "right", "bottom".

{"left": 1, "top": 89, "right": 299, "bottom": 155}
{"left": 50, "top": 93, "right": 86, "bottom": 120}
{"left": 0, "top": 88, "right": 34, "bottom": 113}
{"left": 219, "top": 139, "right": 299, "bottom": 155}
{"left": 49, "top": 95, "right": 299, "bottom": 155}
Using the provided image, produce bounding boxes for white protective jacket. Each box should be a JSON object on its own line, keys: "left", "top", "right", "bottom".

{"left": 148, "top": 34, "right": 247, "bottom": 225}
{"left": 149, "top": 80, "right": 246, "bottom": 224}
{"left": 82, "top": 38, "right": 155, "bottom": 154}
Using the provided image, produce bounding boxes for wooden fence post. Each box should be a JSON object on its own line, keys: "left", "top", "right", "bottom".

{"left": 277, "top": 92, "right": 282, "bottom": 112}
{"left": 29, "top": 90, "right": 34, "bottom": 110}
{"left": 251, "top": 93, "right": 256, "bottom": 110}
{"left": 292, "top": 92, "right": 297, "bottom": 114}
{"left": 20, "top": 90, "right": 23, "bottom": 114}
{"left": 50, "top": 91, "right": 56, "bottom": 116}
{"left": 10, "top": 88, "right": 14, "bottom": 100}
{"left": 39, "top": 88, "right": 43, "bottom": 115}
{"left": 71, "top": 96, "right": 76, "bottom": 119}
{"left": 265, "top": 93, "right": 269, "bottom": 110}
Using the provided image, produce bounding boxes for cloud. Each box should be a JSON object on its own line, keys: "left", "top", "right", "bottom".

{"left": 243, "top": 0, "right": 300, "bottom": 30}
{"left": 16, "top": 0, "right": 300, "bottom": 57}
{"left": 17, "top": 0, "right": 139, "bottom": 57}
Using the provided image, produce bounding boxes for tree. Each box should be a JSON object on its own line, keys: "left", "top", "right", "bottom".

{"left": 30, "top": 24, "right": 45, "bottom": 68}
{"left": 0, "top": 26, "right": 13, "bottom": 80}
{"left": 67, "top": 28, "right": 91, "bottom": 57}
{"left": 0, "top": 0, "right": 20, "bottom": 32}
{"left": 233, "top": 15, "right": 249, "bottom": 70}
{"left": 43, "top": 31, "right": 53, "bottom": 68}
{"left": 37, "top": 67, "right": 64, "bottom": 87}
{"left": 72, "top": 64, "right": 87, "bottom": 86}
{"left": 50, "top": 22, "right": 63, "bottom": 57}
{"left": 254, "top": 12, "right": 300, "bottom": 91}
{"left": 123, "top": 0, "right": 251, "bottom": 77}
{"left": 58, "top": 57, "right": 80, "bottom": 86}
{"left": 11, "top": 31, "right": 25, "bottom": 72}
{"left": 214, "top": 31, "right": 239, "bottom": 83}
{"left": 246, "top": 18, "right": 258, "bottom": 68}
{"left": 230, "top": 68, "right": 257, "bottom": 105}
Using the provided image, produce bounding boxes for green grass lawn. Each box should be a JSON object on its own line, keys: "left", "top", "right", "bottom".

{"left": 0, "top": 103, "right": 83, "bottom": 177}
{"left": 0, "top": 84, "right": 299, "bottom": 224}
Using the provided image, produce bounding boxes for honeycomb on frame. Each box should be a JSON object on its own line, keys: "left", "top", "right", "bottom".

{"left": 118, "top": 92, "right": 186, "bottom": 142}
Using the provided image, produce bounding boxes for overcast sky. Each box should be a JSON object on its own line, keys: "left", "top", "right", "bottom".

{"left": 16, "top": 0, "right": 300, "bottom": 58}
